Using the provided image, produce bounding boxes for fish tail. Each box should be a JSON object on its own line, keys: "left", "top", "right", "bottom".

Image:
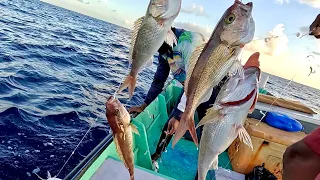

{"left": 117, "top": 75, "right": 137, "bottom": 99}
{"left": 172, "top": 113, "right": 198, "bottom": 148}
{"left": 188, "top": 119, "right": 198, "bottom": 147}
{"left": 130, "top": 175, "right": 134, "bottom": 180}
{"left": 129, "top": 167, "right": 134, "bottom": 180}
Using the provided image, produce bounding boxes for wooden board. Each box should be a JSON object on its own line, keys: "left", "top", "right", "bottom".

{"left": 245, "top": 118, "right": 307, "bottom": 146}
{"left": 257, "top": 94, "right": 316, "bottom": 114}
{"left": 228, "top": 118, "right": 307, "bottom": 180}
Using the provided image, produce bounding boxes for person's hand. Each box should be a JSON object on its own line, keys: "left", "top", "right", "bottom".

{"left": 165, "top": 117, "right": 180, "bottom": 135}
{"left": 310, "top": 14, "right": 320, "bottom": 39}
{"left": 128, "top": 103, "right": 147, "bottom": 114}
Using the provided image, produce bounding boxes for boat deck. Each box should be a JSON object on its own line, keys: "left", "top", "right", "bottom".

{"left": 90, "top": 138, "right": 232, "bottom": 180}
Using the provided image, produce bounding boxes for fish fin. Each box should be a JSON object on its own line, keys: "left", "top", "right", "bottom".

{"left": 200, "top": 88, "right": 213, "bottom": 104}
{"left": 248, "top": 91, "right": 258, "bottom": 114}
{"left": 210, "top": 156, "right": 219, "bottom": 170}
{"left": 144, "top": 56, "right": 154, "bottom": 67}
{"left": 230, "top": 60, "right": 244, "bottom": 78}
{"left": 196, "top": 107, "right": 221, "bottom": 129}
{"left": 165, "top": 29, "right": 177, "bottom": 48}
{"left": 172, "top": 114, "right": 198, "bottom": 148}
{"left": 238, "top": 125, "right": 253, "bottom": 151}
{"left": 188, "top": 120, "right": 198, "bottom": 147}
{"left": 114, "top": 137, "right": 128, "bottom": 168}
{"left": 130, "top": 175, "right": 134, "bottom": 180}
{"left": 130, "top": 123, "right": 140, "bottom": 136}
{"left": 225, "top": 74, "right": 242, "bottom": 92}
{"left": 172, "top": 121, "right": 187, "bottom": 148}
{"left": 129, "top": 16, "right": 144, "bottom": 61}
{"left": 185, "top": 43, "right": 206, "bottom": 92}
{"left": 117, "top": 75, "right": 137, "bottom": 99}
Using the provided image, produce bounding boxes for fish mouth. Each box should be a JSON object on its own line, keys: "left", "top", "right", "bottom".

{"left": 106, "top": 96, "right": 119, "bottom": 107}
{"left": 107, "top": 96, "right": 115, "bottom": 102}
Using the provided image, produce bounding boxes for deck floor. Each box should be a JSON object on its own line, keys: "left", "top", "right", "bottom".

{"left": 157, "top": 138, "right": 232, "bottom": 180}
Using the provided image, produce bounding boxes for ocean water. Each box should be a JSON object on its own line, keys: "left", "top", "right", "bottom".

{"left": 263, "top": 73, "right": 320, "bottom": 112}
{"left": 0, "top": 0, "right": 319, "bottom": 180}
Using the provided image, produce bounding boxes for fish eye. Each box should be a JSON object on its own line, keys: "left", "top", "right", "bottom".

{"left": 225, "top": 13, "right": 236, "bottom": 24}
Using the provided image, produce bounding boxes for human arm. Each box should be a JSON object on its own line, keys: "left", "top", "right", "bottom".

{"left": 143, "top": 53, "right": 170, "bottom": 105}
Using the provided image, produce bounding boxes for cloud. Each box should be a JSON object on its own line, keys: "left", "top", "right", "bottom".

{"left": 173, "top": 22, "right": 211, "bottom": 39}
{"left": 298, "top": 0, "right": 320, "bottom": 8}
{"left": 180, "top": 3, "right": 209, "bottom": 17}
{"left": 245, "top": 24, "right": 289, "bottom": 56}
{"left": 299, "top": 26, "right": 309, "bottom": 33}
{"left": 275, "top": 0, "right": 290, "bottom": 4}
{"left": 275, "top": 0, "right": 320, "bottom": 8}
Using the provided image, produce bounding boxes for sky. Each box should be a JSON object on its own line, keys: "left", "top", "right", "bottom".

{"left": 40, "top": 0, "right": 320, "bottom": 89}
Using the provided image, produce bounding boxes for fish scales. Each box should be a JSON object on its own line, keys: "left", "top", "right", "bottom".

{"left": 106, "top": 96, "right": 139, "bottom": 180}
{"left": 197, "top": 52, "right": 261, "bottom": 180}
{"left": 187, "top": 44, "right": 236, "bottom": 110}
{"left": 172, "top": 0, "right": 255, "bottom": 148}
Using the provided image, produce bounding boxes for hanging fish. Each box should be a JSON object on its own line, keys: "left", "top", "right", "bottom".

{"left": 106, "top": 96, "right": 139, "bottom": 180}
{"left": 117, "top": 0, "right": 182, "bottom": 99}
{"left": 197, "top": 52, "right": 260, "bottom": 180}
{"left": 172, "top": 0, "right": 255, "bottom": 148}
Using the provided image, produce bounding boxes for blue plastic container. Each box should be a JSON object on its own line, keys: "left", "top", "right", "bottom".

{"left": 265, "top": 112, "right": 304, "bottom": 132}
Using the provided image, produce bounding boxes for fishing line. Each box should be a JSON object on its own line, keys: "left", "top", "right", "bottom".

{"left": 54, "top": 86, "right": 102, "bottom": 178}
{"left": 55, "top": 119, "right": 95, "bottom": 178}
{"left": 255, "top": 74, "right": 296, "bottom": 125}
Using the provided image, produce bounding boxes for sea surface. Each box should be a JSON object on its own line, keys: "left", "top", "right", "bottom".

{"left": 0, "top": 0, "right": 319, "bottom": 179}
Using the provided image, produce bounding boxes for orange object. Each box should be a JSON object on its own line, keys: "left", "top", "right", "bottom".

{"left": 228, "top": 118, "right": 307, "bottom": 180}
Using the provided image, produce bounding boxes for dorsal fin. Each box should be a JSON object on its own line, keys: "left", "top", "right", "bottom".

{"left": 184, "top": 43, "right": 206, "bottom": 93}
{"left": 129, "top": 16, "right": 144, "bottom": 62}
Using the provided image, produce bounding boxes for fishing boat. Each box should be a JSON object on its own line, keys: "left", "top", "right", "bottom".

{"left": 64, "top": 80, "right": 320, "bottom": 180}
